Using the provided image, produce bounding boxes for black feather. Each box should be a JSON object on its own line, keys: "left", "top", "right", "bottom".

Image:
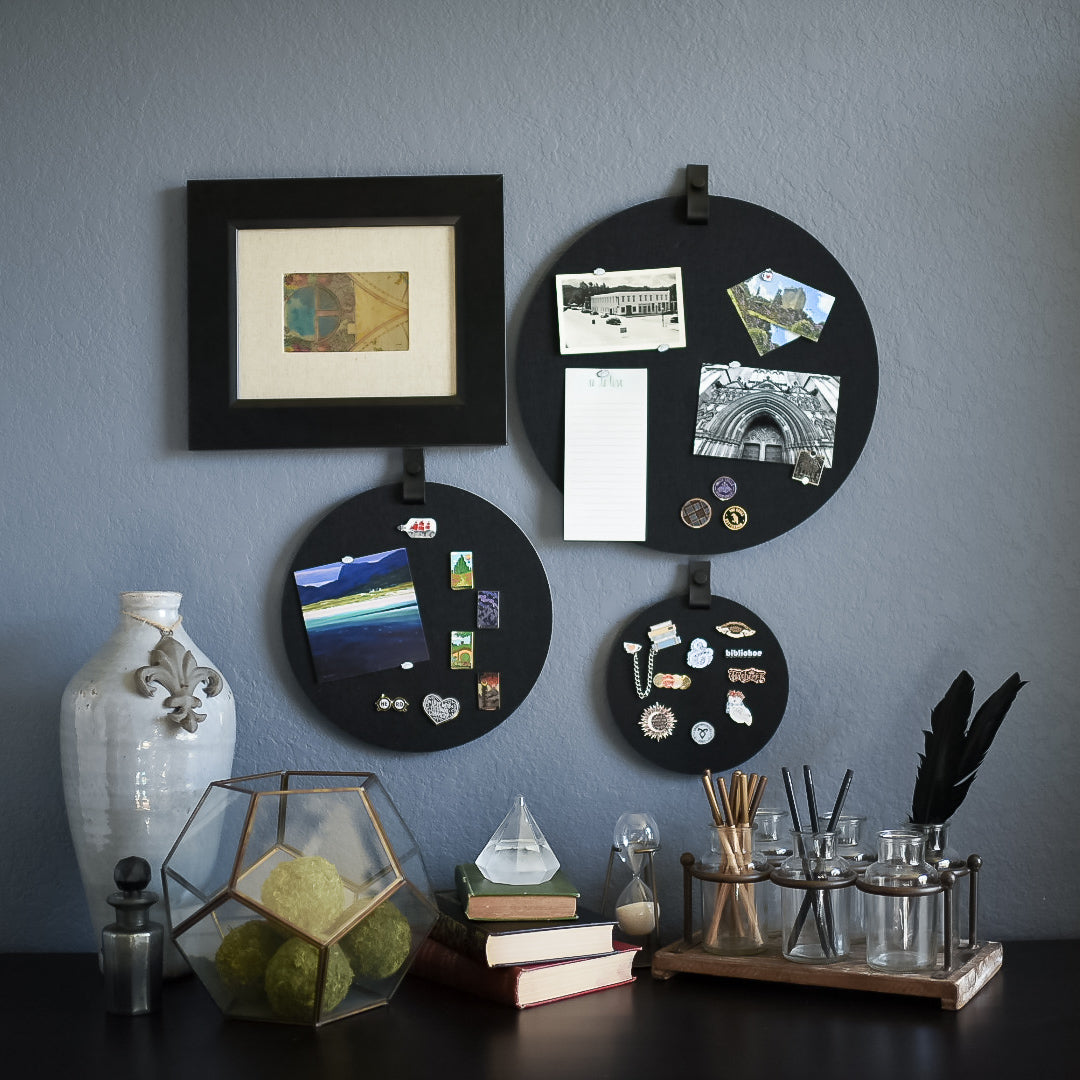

{"left": 910, "top": 671, "right": 1025, "bottom": 825}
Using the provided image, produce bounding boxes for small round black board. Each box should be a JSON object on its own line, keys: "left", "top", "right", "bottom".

{"left": 281, "top": 483, "right": 552, "bottom": 751}
{"left": 605, "top": 594, "right": 788, "bottom": 774}
{"left": 515, "top": 194, "right": 877, "bottom": 554}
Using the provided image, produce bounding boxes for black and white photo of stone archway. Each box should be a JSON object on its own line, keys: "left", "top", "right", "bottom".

{"left": 693, "top": 362, "right": 840, "bottom": 468}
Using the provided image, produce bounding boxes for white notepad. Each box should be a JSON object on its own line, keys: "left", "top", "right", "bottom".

{"left": 563, "top": 368, "right": 648, "bottom": 541}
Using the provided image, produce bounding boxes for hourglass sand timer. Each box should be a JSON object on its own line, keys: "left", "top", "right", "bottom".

{"left": 604, "top": 812, "right": 660, "bottom": 962}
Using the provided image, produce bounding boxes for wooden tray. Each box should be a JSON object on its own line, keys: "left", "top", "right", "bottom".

{"left": 651, "top": 936, "right": 1002, "bottom": 1010}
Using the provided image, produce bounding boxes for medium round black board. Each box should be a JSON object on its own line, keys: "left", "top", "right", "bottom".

{"left": 281, "top": 483, "right": 552, "bottom": 752}
{"left": 515, "top": 195, "right": 877, "bottom": 554}
{"left": 605, "top": 595, "right": 788, "bottom": 774}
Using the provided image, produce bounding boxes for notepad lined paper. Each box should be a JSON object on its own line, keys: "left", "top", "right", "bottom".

{"left": 563, "top": 368, "right": 648, "bottom": 541}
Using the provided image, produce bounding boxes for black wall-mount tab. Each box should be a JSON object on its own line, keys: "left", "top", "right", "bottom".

{"left": 402, "top": 447, "right": 426, "bottom": 504}
{"left": 685, "top": 164, "right": 709, "bottom": 224}
{"left": 688, "top": 560, "right": 711, "bottom": 608}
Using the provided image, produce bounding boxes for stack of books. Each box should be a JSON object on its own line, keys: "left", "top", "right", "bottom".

{"left": 410, "top": 862, "right": 639, "bottom": 1008}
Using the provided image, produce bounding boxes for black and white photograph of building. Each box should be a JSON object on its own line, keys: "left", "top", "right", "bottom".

{"left": 556, "top": 267, "right": 686, "bottom": 354}
{"left": 693, "top": 362, "right": 841, "bottom": 467}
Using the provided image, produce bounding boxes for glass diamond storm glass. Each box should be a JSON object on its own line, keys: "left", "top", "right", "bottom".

{"left": 161, "top": 771, "right": 437, "bottom": 1027}
{"left": 475, "top": 794, "right": 560, "bottom": 885}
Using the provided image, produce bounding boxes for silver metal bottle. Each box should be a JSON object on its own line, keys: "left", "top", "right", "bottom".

{"left": 101, "top": 856, "right": 163, "bottom": 1015}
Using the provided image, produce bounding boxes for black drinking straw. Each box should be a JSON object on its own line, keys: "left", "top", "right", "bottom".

{"left": 805, "top": 765, "right": 836, "bottom": 952}
{"left": 804, "top": 765, "right": 821, "bottom": 830}
{"left": 826, "top": 769, "right": 854, "bottom": 831}
{"left": 790, "top": 768, "right": 855, "bottom": 954}
{"left": 781, "top": 767, "right": 831, "bottom": 955}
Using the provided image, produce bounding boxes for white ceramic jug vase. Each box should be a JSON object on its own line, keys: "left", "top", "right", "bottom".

{"left": 60, "top": 591, "right": 236, "bottom": 977}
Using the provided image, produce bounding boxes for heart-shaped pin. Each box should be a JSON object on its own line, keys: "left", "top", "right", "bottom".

{"left": 422, "top": 693, "right": 460, "bottom": 725}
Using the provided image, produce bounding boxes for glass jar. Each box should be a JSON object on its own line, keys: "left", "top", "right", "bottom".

{"left": 860, "top": 829, "right": 939, "bottom": 972}
{"left": 911, "top": 820, "right": 969, "bottom": 949}
{"left": 700, "top": 825, "right": 770, "bottom": 955}
{"left": 752, "top": 809, "right": 791, "bottom": 940}
{"left": 772, "top": 830, "right": 854, "bottom": 964}
{"left": 834, "top": 815, "right": 875, "bottom": 943}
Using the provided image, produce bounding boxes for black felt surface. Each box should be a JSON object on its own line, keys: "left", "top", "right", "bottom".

{"left": 605, "top": 594, "right": 788, "bottom": 774}
{"left": 281, "top": 483, "right": 551, "bottom": 751}
{"left": 515, "top": 195, "right": 878, "bottom": 554}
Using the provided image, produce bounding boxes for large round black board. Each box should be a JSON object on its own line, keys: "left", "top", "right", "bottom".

{"left": 515, "top": 195, "right": 877, "bottom": 554}
{"left": 605, "top": 595, "right": 787, "bottom": 774}
{"left": 282, "top": 483, "right": 552, "bottom": 752}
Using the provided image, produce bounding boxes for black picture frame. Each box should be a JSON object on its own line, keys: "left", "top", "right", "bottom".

{"left": 187, "top": 175, "right": 505, "bottom": 450}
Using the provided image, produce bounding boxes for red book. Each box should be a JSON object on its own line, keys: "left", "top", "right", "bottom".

{"left": 410, "top": 937, "right": 638, "bottom": 1009}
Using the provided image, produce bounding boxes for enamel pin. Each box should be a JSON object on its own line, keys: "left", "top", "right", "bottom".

{"left": 397, "top": 518, "right": 437, "bottom": 539}
{"left": 450, "top": 631, "right": 474, "bottom": 670}
{"left": 422, "top": 693, "right": 460, "bottom": 725}
{"left": 680, "top": 497, "right": 712, "bottom": 528}
{"left": 477, "top": 673, "right": 501, "bottom": 711}
{"left": 728, "top": 667, "right": 766, "bottom": 685}
{"left": 725, "top": 690, "right": 753, "bottom": 726}
{"left": 716, "top": 621, "right": 756, "bottom": 639}
{"left": 648, "top": 620, "right": 681, "bottom": 650}
{"left": 639, "top": 703, "right": 677, "bottom": 740}
{"left": 476, "top": 589, "right": 500, "bottom": 630}
{"left": 686, "top": 638, "right": 714, "bottom": 669}
{"left": 653, "top": 673, "right": 692, "bottom": 690}
{"left": 450, "top": 551, "right": 474, "bottom": 590}
{"left": 375, "top": 694, "right": 409, "bottom": 712}
{"left": 691, "top": 721, "right": 716, "bottom": 745}
{"left": 711, "top": 476, "right": 737, "bottom": 501}
{"left": 625, "top": 641, "right": 656, "bottom": 700}
{"left": 722, "top": 505, "right": 748, "bottom": 531}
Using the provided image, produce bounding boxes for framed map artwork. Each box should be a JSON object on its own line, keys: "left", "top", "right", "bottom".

{"left": 187, "top": 174, "right": 505, "bottom": 449}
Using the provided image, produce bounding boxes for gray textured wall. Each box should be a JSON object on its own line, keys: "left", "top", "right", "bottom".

{"left": 2, "top": 0, "right": 1077, "bottom": 949}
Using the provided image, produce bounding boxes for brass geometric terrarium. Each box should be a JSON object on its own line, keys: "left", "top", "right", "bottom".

{"left": 161, "top": 771, "right": 438, "bottom": 1026}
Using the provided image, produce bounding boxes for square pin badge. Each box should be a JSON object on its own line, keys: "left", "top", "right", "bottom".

{"left": 450, "top": 551, "right": 474, "bottom": 590}
{"left": 478, "top": 672, "right": 501, "bottom": 711}
{"left": 477, "top": 589, "right": 500, "bottom": 630}
{"left": 450, "top": 630, "right": 474, "bottom": 670}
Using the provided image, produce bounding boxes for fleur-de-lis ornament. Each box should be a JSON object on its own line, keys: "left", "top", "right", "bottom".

{"left": 135, "top": 634, "right": 223, "bottom": 733}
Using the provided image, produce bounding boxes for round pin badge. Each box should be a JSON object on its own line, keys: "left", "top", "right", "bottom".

{"left": 639, "top": 703, "right": 677, "bottom": 740}
{"left": 722, "top": 505, "right": 748, "bottom": 531}
{"left": 691, "top": 721, "right": 715, "bottom": 745}
{"left": 680, "top": 497, "right": 712, "bottom": 529}
{"left": 711, "top": 476, "right": 737, "bottom": 501}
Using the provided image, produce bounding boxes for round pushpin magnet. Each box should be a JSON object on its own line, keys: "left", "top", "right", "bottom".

{"left": 722, "top": 505, "right": 748, "bottom": 531}
{"left": 711, "top": 476, "right": 737, "bottom": 501}
{"left": 680, "top": 497, "right": 712, "bottom": 529}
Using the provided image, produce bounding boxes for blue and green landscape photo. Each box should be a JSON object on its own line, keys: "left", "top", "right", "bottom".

{"left": 294, "top": 547, "right": 429, "bottom": 681}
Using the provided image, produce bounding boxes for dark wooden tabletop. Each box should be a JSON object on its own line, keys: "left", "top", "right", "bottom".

{"left": 2, "top": 942, "right": 1073, "bottom": 1079}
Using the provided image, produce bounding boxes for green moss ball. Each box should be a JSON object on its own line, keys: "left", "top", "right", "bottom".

{"left": 260, "top": 855, "right": 345, "bottom": 937}
{"left": 215, "top": 920, "right": 285, "bottom": 998}
{"left": 264, "top": 938, "right": 353, "bottom": 1022}
{"left": 341, "top": 901, "right": 412, "bottom": 981}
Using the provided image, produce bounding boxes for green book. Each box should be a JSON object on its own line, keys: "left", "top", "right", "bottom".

{"left": 431, "top": 891, "right": 615, "bottom": 967}
{"left": 454, "top": 862, "right": 580, "bottom": 921}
